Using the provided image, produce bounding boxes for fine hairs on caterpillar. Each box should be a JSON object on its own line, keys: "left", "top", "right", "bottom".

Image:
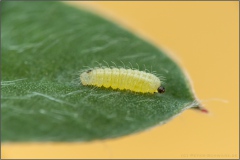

{"left": 80, "top": 65, "right": 165, "bottom": 94}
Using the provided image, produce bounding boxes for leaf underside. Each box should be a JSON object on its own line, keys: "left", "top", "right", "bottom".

{"left": 2, "top": 2, "right": 198, "bottom": 142}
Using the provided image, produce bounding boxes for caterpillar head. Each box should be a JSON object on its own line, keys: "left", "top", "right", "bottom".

{"left": 157, "top": 86, "right": 165, "bottom": 94}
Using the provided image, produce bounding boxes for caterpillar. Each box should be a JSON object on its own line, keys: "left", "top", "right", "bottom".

{"left": 80, "top": 67, "right": 165, "bottom": 94}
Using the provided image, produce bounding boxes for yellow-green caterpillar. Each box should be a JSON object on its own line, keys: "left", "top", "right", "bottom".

{"left": 80, "top": 68, "right": 165, "bottom": 94}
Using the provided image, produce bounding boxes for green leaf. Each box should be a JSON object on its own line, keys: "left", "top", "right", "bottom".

{"left": 2, "top": 1, "right": 203, "bottom": 142}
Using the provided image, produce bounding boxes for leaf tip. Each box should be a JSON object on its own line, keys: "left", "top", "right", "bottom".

{"left": 199, "top": 107, "right": 209, "bottom": 114}
{"left": 193, "top": 105, "right": 209, "bottom": 114}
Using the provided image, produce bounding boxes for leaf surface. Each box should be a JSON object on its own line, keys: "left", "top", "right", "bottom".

{"left": 2, "top": 2, "right": 200, "bottom": 142}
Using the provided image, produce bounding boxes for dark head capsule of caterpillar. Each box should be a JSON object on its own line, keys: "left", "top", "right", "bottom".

{"left": 157, "top": 86, "right": 165, "bottom": 94}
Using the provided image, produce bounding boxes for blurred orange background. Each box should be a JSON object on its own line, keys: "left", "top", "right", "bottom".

{"left": 2, "top": 1, "right": 239, "bottom": 159}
